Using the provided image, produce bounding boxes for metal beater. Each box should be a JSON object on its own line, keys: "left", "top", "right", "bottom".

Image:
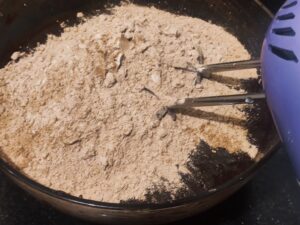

{"left": 165, "top": 0, "right": 300, "bottom": 181}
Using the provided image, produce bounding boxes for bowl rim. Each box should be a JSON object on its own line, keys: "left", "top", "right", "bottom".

{"left": 0, "top": 140, "right": 280, "bottom": 211}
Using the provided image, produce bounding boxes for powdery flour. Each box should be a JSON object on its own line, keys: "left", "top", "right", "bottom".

{"left": 0, "top": 3, "right": 258, "bottom": 202}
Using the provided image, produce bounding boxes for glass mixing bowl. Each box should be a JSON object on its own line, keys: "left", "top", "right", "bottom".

{"left": 0, "top": 0, "right": 280, "bottom": 224}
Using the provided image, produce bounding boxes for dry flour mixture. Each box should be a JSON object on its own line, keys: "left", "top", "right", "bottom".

{"left": 0, "top": 3, "right": 259, "bottom": 203}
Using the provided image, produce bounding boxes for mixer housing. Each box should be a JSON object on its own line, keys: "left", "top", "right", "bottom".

{"left": 261, "top": 0, "right": 300, "bottom": 179}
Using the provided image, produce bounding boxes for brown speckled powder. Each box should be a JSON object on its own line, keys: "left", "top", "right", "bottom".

{"left": 0, "top": 3, "right": 258, "bottom": 203}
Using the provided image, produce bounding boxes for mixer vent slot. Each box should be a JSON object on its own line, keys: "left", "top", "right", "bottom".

{"left": 282, "top": 1, "right": 297, "bottom": 9}
{"left": 269, "top": 45, "right": 298, "bottom": 62}
{"left": 272, "top": 27, "right": 296, "bottom": 36}
{"left": 277, "top": 13, "right": 295, "bottom": 20}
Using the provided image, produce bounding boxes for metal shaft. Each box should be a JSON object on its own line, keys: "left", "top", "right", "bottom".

{"left": 198, "top": 59, "right": 261, "bottom": 74}
{"left": 169, "top": 93, "right": 266, "bottom": 109}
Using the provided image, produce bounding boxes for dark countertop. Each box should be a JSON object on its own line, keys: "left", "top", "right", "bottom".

{"left": 1, "top": 148, "right": 300, "bottom": 225}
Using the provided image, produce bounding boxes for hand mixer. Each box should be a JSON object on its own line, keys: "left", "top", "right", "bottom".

{"left": 166, "top": 0, "right": 300, "bottom": 181}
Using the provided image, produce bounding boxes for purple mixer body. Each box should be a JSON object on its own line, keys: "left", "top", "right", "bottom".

{"left": 261, "top": 0, "right": 300, "bottom": 179}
